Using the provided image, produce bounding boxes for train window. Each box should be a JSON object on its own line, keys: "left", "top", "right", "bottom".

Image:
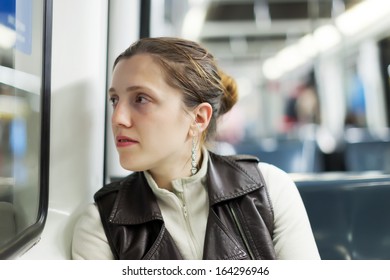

{"left": 0, "top": 0, "right": 52, "bottom": 259}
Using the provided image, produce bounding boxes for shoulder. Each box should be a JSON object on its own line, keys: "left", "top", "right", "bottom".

{"left": 72, "top": 203, "right": 114, "bottom": 259}
{"left": 211, "top": 153, "right": 294, "bottom": 196}
{"left": 257, "top": 162, "right": 299, "bottom": 201}
{"left": 257, "top": 161, "right": 291, "bottom": 181}
{"left": 257, "top": 163, "right": 321, "bottom": 259}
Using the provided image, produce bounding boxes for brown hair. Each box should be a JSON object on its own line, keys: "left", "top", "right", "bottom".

{"left": 113, "top": 37, "right": 238, "bottom": 141}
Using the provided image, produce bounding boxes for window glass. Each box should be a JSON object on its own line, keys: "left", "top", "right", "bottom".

{"left": 0, "top": 0, "right": 50, "bottom": 258}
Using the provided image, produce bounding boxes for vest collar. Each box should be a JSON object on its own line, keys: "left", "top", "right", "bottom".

{"left": 108, "top": 151, "right": 264, "bottom": 225}
{"left": 206, "top": 151, "right": 264, "bottom": 205}
{"left": 108, "top": 173, "right": 163, "bottom": 225}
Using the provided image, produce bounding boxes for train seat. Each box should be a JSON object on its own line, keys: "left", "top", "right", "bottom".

{"left": 350, "top": 184, "right": 390, "bottom": 259}
{"left": 295, "top": 174, "right": 390, "bottom": 260}
{"left": 0, "top": 202, "right": 16, "bottom": 247}
{"left": 234, "top": 137, "right": 323, "bottom": 173}
{"left": 296, "top": 178, "right": 352, "bottom": 259}
{"left": 0, "top": 183, "right": 16, "bottom": 247}
{"left": 0, "top": 184, "right": 13, "bottom": 203}
{"left": 344, "top": 140, "right": 390, "bottom": 172}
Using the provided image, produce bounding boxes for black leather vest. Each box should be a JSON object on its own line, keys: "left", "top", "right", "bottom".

{"left": 94, "top": 152, "right": 276, "bottom": 260}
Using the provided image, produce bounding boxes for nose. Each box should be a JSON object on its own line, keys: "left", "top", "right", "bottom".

{"left": 111, "top": 101, "right": 132, "bottom": 128}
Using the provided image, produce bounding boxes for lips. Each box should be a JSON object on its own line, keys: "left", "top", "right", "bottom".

{"left": 116, "top": 136, "right": 138, "bottom": 147}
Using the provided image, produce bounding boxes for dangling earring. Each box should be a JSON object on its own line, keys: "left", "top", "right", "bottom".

{"left": 191, "top": 134, "right": 198, "bottom": 175}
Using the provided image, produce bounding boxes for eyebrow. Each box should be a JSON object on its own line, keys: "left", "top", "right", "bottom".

{"left": 108, "top": 85, "right": 146, "bottom": 94}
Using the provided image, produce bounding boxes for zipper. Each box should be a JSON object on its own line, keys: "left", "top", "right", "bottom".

{"left": 178, "top": 188, "right": 199, "bottom": 257}
{"left": 229, "top": 203, "right": 256, "bottom": 260}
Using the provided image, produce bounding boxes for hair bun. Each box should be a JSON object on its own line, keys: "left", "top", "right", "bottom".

{"left": 219, "top": 70, "right": 239, "bottom": 115}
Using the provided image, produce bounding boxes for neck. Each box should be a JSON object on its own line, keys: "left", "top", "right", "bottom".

{"left": 149, "top": 147, "right": 202, "bottom": 191}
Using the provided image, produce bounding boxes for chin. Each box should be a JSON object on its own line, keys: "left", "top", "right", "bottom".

{"left": 120, "top": 163, "right": 141, "bottom": 172}
{"left": 120, "top": 159, "right": 147, "bottom": 173}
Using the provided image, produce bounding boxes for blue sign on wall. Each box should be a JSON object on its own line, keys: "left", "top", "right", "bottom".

{"left": 0, "top": 0, "right": 16, "bottom": 29}
{"left": 0, "top": 0, "right": 32, "bottom": 55}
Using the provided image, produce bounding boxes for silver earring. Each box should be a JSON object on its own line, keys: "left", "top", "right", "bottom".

{"left": 191, "top": 134, "right": 197, "bottom": 175}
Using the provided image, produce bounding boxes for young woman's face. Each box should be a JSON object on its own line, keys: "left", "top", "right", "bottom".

{"left": 109, "top": 54, "right": 193, "bottom": 174}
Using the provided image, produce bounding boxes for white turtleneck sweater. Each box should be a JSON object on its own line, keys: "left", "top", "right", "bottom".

{"left": 72, "top": 150, "right": 320, "bottom": 260}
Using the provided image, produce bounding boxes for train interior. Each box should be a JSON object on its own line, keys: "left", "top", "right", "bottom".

{"left": 1, "top": 0, "right": 390, "bottom": 259}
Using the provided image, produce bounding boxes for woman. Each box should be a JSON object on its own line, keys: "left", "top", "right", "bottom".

{"left": 72, "top": 37, "right": 320, "bottom": 260}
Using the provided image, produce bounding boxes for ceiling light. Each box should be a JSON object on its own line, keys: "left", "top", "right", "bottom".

{"left": 336, "top": 0, "right": 390, "bottom": 36}
{"left": 313, "top": 24, "right": 341, "bottom": 52}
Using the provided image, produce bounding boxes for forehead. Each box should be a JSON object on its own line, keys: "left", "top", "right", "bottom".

{"left": 110, "top": 54, "right": 184, "bottom": 100}
{"left": 112, "top": 54, "right": 162, "bottom": 78}
{"left": 110, "top": 54, "right": 171, "bottom": 91}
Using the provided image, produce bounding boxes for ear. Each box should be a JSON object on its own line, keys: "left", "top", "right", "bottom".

{"left": 192, "top": 102, "right": 213, "bottom": 135}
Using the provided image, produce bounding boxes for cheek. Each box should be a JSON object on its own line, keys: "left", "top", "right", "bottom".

{"left": 152, "top": 119, "right": 186, "bottom": 142}
{"left": 149, "top": 114, "right": 190, "bottom": 146}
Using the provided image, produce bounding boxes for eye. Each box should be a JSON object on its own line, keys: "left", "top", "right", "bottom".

{"left": 134, "top": 94, "right": 150, "bottom": 104}
{"left": 109, "top": 95, "right": 119, "bottom": 107}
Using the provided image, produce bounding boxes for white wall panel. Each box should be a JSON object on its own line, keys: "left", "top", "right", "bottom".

{"left": 21, "top": 0, "right": 108, "bottom": 259}
{"left": 105, "top": 0, "right": 140, "bottom": 181}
